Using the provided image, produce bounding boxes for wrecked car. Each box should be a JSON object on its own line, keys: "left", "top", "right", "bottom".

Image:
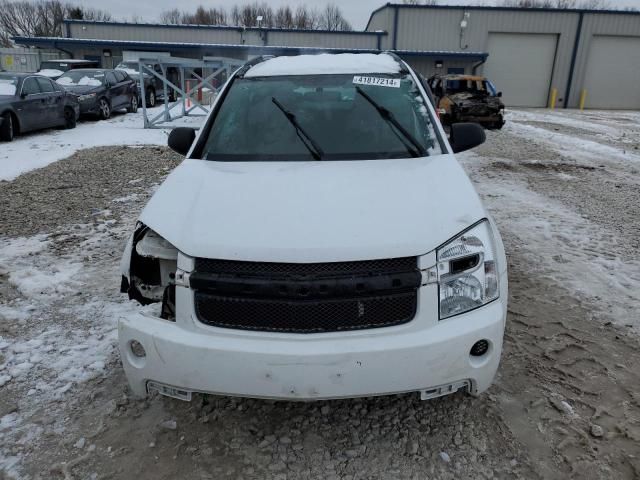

{"left": 119, "top": 53, "right": 508, "bottom": 403}
{"left": 428, "top": 74, "right": 505, "bottom": 129}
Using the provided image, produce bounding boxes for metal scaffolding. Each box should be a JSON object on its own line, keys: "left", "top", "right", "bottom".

{"left": 135, "top": 56, "right": 243, "bottom": 129}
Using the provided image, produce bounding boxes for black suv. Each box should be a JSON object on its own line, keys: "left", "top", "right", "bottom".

{"left": 37, "top": 59, "right": 100, "bottom": 80}
{"left": 116, "top": 61, "right": 179, "bottom": 107}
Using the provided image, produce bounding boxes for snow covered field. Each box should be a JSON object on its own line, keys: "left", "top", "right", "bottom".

{"left": 1, "top": 108, "right": 639, "bottom": 479}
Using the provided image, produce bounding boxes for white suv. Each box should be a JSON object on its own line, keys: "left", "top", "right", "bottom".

{"left": 119, "top": 53, "right": 508, "bottom": 402}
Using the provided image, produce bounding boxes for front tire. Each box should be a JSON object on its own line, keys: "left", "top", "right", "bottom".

{"left": 64, "top": 107, "right": 77, "bottom": 129}
{"left": 98, "top": 98, "right": 111, "bottom": 120}
{"left": 127, "top": 96, "right": 138, "bottom": 113}
{"left": 0, "top": 112, "right": 15, "bottom": 141}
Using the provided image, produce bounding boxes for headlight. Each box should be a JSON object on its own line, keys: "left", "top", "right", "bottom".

{"left": 436, "top": 220, "right": 499, "bottom": 319}
{"left": 78, "top": 93, "right": 96, "bottom": 102}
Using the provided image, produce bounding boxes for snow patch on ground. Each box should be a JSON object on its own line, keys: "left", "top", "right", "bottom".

{"left": 0, "top": 199, "right": 170, "bottom": 476}
{"left": 0, "top": 105, "right": 203, "bottom": 182}
{"left": 462, "top": 114, "right": 640, "bottom": 328}
{"left": 508, "top": 121, "right": 640, "bottom": 166}
{"left": 492, "top": 174, "right": 640, "bottom": 320}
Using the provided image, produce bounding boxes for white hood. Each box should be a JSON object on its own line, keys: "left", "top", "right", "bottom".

{"left": 139, "top": 156, "right": 486, "bottom": 262}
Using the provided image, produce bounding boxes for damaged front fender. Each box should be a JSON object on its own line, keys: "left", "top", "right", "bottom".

{"left": 120, "top": 223, "right": 178, "bottom": 320}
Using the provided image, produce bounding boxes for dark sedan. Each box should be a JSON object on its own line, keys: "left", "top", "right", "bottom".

{"left": 56, "top": 69, "right": 138, "bottom": 120}
{"left": 0, "top": 72, "right": 80, "bottom": 142}
{"left": 116, "top": 61, "right": 179, "bottom": 106}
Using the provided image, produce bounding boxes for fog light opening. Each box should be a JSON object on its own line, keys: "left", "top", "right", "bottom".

{"left": 470, "top": 339, "right": 489, "bottom": 357}
{"left": 130, "top": 340, "right": 146, "bottom": 358}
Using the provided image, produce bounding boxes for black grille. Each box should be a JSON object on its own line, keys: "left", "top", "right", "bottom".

{"left": 191, "top": 257, "right": 419, "bottom": 333}
{"left": 194, "top": 257, "right": 417, "bottom": 278}
{"left": 195, "top": 291, "right": 417, "bottom": 333}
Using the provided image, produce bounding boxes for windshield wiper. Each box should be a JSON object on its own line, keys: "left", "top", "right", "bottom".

{"left": 271, "top": 97, "right": 324, "bottom": 160}
{"left": 355, "top": 86, "right": 427, "bottom": 158}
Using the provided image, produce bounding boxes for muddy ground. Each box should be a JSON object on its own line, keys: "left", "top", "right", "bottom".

{"left": 1, "top": 109, "right": 639, "bottom": 479}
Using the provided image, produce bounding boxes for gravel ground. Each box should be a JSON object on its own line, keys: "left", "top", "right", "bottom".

{"left": 0, "top": 146, "right": 179, "bottom": 238}
{"left": 1, "top": 109, "right": 640, "bottom": 480}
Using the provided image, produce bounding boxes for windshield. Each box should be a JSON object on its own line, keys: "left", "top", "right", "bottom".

{"left": 0, "top": 74, "right": 18, "bottom": 96}
{"left": 56, "top": 71, "right": 105, "bottom": 87}
{"left": 199, "top": 73, "right": 442, "bottom": 161}
{"left": 116, "top": 62, "right": 151, "bottom": 75}
{"left": 446, "top": 79, "right": 489, "bottom": 95}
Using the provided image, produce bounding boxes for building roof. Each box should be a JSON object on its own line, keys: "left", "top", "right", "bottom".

{"left": 244, "top": 53, "right": 401, "bottom": 77}
{"left": 12, "top": 36, "right": 489, "bottom": 60}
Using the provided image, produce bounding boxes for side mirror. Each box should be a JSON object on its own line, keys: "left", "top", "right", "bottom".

{"left": 168, "top": 127, "right": 196, "bottom": 156}
{"left": 449, "top": 122, "right": 486, "bottom": 153}
{"left": 497, "top": 91, "right": 503, "bottom": 98}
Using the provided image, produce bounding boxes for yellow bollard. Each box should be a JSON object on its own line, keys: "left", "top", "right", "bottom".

{"left": 579, "top": 89, "right": 587, "bottom": 110}
{"left": 549, "top": 88, "right": 558, "bottom": 109}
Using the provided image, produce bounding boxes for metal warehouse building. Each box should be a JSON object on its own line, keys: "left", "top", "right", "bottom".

{"left": 11, "top": 3, "right": 640, "bottom": 109}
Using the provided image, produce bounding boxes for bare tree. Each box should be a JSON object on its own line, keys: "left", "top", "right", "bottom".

{"left": 554, "top": 0, "right": 577, "bottom": 7}
{"left": 0, "top": 0, "right": 110, "bottom": 46}
{"left": 160, "top": 2, "right": 351, "bottom": 31}
{"left": 274, "top": 6, "right": 294, "bottom": 28}
{"left": 293, "top": 5, "right": 319, "bottom": 29}
{"left": 159, "top": 8, "right": 181, "bottom": 24}
{"left": 317, "top": 4, "right": 352, "bottom": 31}
{"left": 402, "top": 0, "right": 439, "bottom": 4}
{"left": 501, "top": 0, "right": 611, "bottom": 7}
{"left": 579, "top": 0, "right": 610, "bottom": 9}
{"left": 187, "top": 6, "right": 226, "bottom": 25}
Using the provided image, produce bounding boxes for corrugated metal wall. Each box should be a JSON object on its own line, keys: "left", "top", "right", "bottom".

{"left": 569, "top": 13, "right": 640, "bottom": 107}
{"left": 267, "top": 31, "right": 378, "bottom": 49}
{"left": 400, "top": 57, "right": 473, "bottom": 78}
{"left": 394, "top": 7, "right": 579, "bottom": 107}
{"left": 69, "top": 23, "right": 246, "bottom": 45}
{"left": 68, "top": 22, "right": 382, "bottom": 51}
{"left": 369, "top": 5, "right": 640, "bottom": 108}
{"left": 366, "top": 8, "right": 394, "bottom": 50}
{"left": 0, "top": 47, "right": 69, "bottom": 72}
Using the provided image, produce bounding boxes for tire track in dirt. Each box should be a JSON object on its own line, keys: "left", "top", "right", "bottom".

{"left": 461, "top": 111, "right": 640, "bottom": 479}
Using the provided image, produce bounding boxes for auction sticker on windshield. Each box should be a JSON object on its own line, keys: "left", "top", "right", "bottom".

{"left": 353, "top": 76, "right": 401, "bottom": 88}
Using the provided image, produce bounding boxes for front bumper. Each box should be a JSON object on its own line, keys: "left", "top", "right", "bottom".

{"left": 118, "top": 286, "right": 506, "bottom": 401}
{"left": 78, "top": 97, "right": 99, "bottom": 114}
{"left": 457, "top": 113, "right": 504, "bottom": 127}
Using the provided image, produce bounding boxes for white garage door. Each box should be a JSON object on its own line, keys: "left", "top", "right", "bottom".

{"left": 483, "top": 33, "right": 558, "bottom": 107}
{"left": 582, "top": 36, "right": 640, "bottom": 109}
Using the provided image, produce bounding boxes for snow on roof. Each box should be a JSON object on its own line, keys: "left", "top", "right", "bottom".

{"left": 244, "top": 53, "right": 401, "bottom": 77}
{"left": 38, "top": 69, "right": 64, "bottom": 77}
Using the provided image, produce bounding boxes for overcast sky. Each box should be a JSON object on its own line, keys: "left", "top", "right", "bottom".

{"left": 75, "top": 0, "right": 639, "bottom": 29}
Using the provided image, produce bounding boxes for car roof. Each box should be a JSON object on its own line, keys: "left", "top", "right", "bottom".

{"left": 43, "top": 59, "right": 97, "bottom": 64}
{"left": 244, "top": 53, "right": 402, "bottom": 78}
{"left": 59, "top": 68, "right": 109, "bottom": 73}
{"left": 435, "top": 74, "right": 487, "bottom": 81}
